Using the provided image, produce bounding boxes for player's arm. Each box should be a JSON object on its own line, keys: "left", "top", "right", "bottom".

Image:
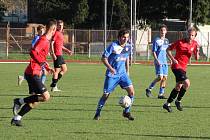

{"left": 30, "top": 47, "right": 49, "bottom": 70}
{"left": 152, "top": 52, "right": 160, "bottom": 65}
{"left": 50, "top": 40, "right": 56, "bottom": 60}
{"left": 125, "top": 57, "right": 130, "bottom": 75}
{"left": 62, "top": 46, "right": 72, "bottom": 55}
{"left": 194, "top": 44, "right": 200, "bottom": 60}
{"left": 152, "top": 40, "right": 160, "bottom": 65}
{"left": 166, "top": 44, "right": 178, "bottom": 64}
{"left": 101, "top": 57, "right": 116, "bottom": 75}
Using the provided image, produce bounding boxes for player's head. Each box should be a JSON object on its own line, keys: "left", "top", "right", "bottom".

{"left": 159, "top": 24, "right": 167, "bottom": 37}
{"left": 118, "top": 29, "right": 130, "bottom": 46}
{"left": 57, "top": 20, "right": 64, "bottom": 31}
{"left": 37, "top": 25, "right": 45, "bottom": 36}
{"left": 45, "top": 19, "right": 57, "bottom": 36}
{"left": 187, "top": 27, "right": 197, "bottom": 41}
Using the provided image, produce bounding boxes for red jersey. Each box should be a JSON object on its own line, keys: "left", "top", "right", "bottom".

{"left": 25, "top": 35, "right": 50, "bottom": 75}
{"left": 53, "top": 30, "right": 64, "bottom": 56}
{"left": 169, "top": 39, "right": 199, "bottom": 71}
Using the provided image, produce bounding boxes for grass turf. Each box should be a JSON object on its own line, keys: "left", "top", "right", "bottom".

{"left": 0, "top": 63, "right": 210, "bottom": 140}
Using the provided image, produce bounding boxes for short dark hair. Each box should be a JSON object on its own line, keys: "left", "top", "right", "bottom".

{"left": 37, "top": 25, "right": 44, "bottom": 31}
{"left": 45, "top": 19, "right": 57, "bottom": 30}
{"left": 57, "top": 19, "right": 64, "bottom": 24}
{"left": 159, "top": 24, "right": 167, "bottom": 31}
{"left": 118, "top": 29, "right": 130, "bottom": 38}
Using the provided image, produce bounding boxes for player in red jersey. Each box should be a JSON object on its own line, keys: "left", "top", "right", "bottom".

{"left": 163, "top": 27, "right": 200, "bottom": 112}
{"left": 50, "top": 20, "right": 72, "bottom": 92}
{"left": 11, "top": 19, "right": 57, "bottom": 126}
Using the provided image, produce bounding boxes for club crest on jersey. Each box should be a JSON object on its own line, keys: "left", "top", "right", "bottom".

{"left": 113, "top": 45, "right": 123, "bottom": 54}
{"left": 125, "top": 47, "right": 129, "bottom": 51}
{"left": 156, "top": 39, "right": 164, "bottom": 46}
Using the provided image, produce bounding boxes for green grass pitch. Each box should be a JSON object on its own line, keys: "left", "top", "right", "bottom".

{"left": 0, "top": 63, "right": 210, "bottom": 140}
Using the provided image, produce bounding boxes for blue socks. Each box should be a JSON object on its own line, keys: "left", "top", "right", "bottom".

{"left": 148, "top": 82, "right": 156, "bottom": 90}
{"left": 95, "top": 97, "right": 106, "bottom": 116}
{"left": 159, "top": 87, "right": 165, "bottom": 95}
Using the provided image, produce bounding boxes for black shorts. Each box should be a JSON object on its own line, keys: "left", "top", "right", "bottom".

{"left": 25, "top": 73, "right": 47, "bottom": 94}
{"left": 172, "top": 69, "right": 188, "bottom": 82}
{"left": 54, "top": 55, "right": 66, "bottom": 68}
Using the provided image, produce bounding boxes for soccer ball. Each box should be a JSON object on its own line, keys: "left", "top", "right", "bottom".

{"left": 119, "top": 95, "right": 132, "bottom": 108}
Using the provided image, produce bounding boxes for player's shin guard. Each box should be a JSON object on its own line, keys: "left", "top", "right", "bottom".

{"left": 124, "top": 95, "right": 134, "bottom": 113}
{"left": 18, "top": 103, "right": 32, "bottom": 117}
{"left": 50, "top": 78, "right": 58, "bottom": 87}
{"left": 167, "top": 88, "right": 179, "bottom": 103}
{"left": 95, "top": 97, "right": 107, "bottom": 115}
{"left": 148, "top": 82, "right": 155, "bottom": 90}
{"left": 159, "top": 87, "right": 165, "bottom": 94}
{"left": 23, "top": 95, "right": 39, "bottom": 104}
{"left": 58, "top": 72, "right": 63, "bottom": 80}
{"left": 177, "top": 87, "right": 186, "bottom": 101}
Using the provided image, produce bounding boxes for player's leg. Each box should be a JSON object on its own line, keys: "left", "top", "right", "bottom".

{"left": 93, "top": 93, "right": 110, "bottom": 120}
{"left": 163, "top": 69, "right": 187, "bottom": 112}
{"left": 50, "top": 56, "right": 65, "bottom": 91}
{"left": 146, "top": 64, "right": 161, "bottom": 97}
{"left": 93, "top": 76, "right": 119, "bottom": 120}
{"left": 158, "top": 64, "right": 168, "bottom": 99}
{"left": 11, "top": 75, "right": 50, "bottom": 126}
{"left": 50, "top": 57, "right": 62, "bottom": 91}
{"left": 120, "top": 74, "right": 135, "bottom": 120}
{"left": 175, "top": 79, "right": 190, "bottom": 111}
{"left": 18, "top": 75, "right": 25, "bottom": 86}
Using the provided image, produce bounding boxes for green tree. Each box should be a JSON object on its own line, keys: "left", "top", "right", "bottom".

{"left": 0, "top": 1, "right": 6, "bottom": 21}
{"left": 193, "top": 0, "right": 210, "bottom": 25}
{"left": 71, "top": 0, "right": 89, "bottom": 28}
{"left": 83, "top": 0, "right": 129, "bottom": 29}
{"left": 137, "top": 0, "right": 210, "bottom": 26}
{"left": 29, "top": 0, "right": 89, "bottom": 27}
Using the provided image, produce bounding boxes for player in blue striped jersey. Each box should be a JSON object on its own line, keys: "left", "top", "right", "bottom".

{"left": 94, "top": 29, "right": 135, "bottom": 121}
{"left": 146, "top": 24, "right": 170, "bottom": 99}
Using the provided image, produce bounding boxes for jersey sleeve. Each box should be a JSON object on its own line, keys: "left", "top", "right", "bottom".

{"left": 31, "top": 36, "right": 39, "bottom": 47}
{"left": 169, "top": 40, "right": 179, "bottom": 50}
{"left": 152, "top": 39, "right": 157, "bottom": 52}
{"left": 193, "top": 41, "right": 199, "bottom": 60}
{"left": 102, "top": 44, "right": 113, "bottom": 58}
{"left": 30, "top": 40, "right": 46, "bottom": 65}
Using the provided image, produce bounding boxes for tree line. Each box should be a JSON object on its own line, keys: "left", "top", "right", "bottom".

{"left": 0, "top": 0, "right": 210, "bottom": 29}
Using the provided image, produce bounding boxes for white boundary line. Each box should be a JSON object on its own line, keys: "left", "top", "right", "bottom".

{"left": 0, "top": 61, "right": 210, "bottom": 65}
{"left": 0, "top": 62, "right": 29, "bottom": 64}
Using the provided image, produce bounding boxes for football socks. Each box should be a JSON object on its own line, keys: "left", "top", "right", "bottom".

{"left": 167, "top": 88, "right": 179, "bottom": 103}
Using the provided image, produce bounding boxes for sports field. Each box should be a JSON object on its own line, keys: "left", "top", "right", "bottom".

{"left": 0, "top": 63, "right": 210, "bottom": 140}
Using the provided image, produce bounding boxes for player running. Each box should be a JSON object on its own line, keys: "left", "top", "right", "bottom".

{"left": 163, "top": 27, "right": 200, "bottom": 112}
{"left": 50, "top": 20, "right": 72, "bottom": 92}
{"left": 11, "top": 19, "right": 57, "bottom": 126}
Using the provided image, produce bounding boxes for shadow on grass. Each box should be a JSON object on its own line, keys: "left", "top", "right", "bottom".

{"left": 67, "top": 131, "right": 210, "bottom": 139}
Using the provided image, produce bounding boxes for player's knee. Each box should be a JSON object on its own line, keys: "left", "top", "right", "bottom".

{"left": 102, "top": 94, "right": 109, "bottom": 100}
{"left": 42, "top": 91, "right": 50, "bottom": 101}
{"left": 156, "top": 76, "right": 162, "bottom": 81}
{"left": 183, "top": 80, "right": 190, "bottom": 89}
{"left": 163, "top": 76, "right": 167, "bottom": 81}
{"left": 29, "top": 102, "right": 39, "bottom": 108}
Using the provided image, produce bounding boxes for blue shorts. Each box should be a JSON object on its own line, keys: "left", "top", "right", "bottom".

{"left": 155, "top": 64, "right": 168, "bottom": 76}
{"left": 103, "top": 73, "right": 132, "bottom": 94}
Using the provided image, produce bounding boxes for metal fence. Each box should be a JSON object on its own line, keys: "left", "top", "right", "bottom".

{"left": 0, "top": 28, "right": 209, "bottom": 62}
